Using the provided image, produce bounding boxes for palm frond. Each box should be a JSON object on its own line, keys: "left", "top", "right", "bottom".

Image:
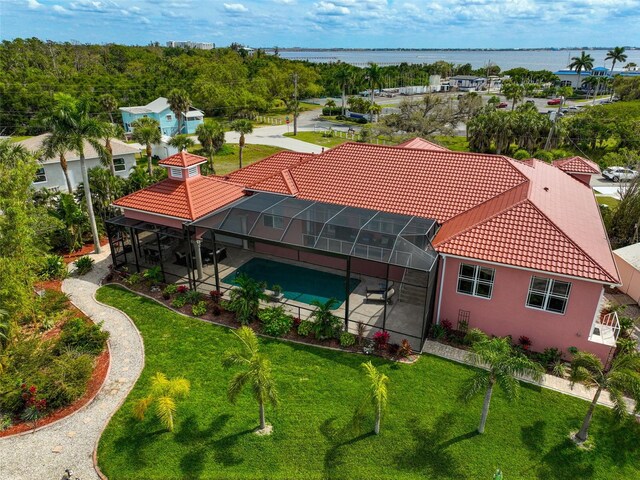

{"left": 227, "top": 370, "right": 251, "bottom": 404}
{"left": 168, "top": 377, "right": 191, "bottom": 399}
{"left": 155, "top": 396, "right": 177, "bottom": 432}
{"left": 133, "top": 395, "right": 153, "bottom": 421}
{"left": 460, "top": 371, "right": 490, "bottom": 402}
{"left": 495, "top": 373, "right": 520, "bottom": 402}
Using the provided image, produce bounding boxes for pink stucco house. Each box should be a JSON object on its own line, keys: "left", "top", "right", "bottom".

{"left": 108, "top": 140, "right": 619, "bottom": 360}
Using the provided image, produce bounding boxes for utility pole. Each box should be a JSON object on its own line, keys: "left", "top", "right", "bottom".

{"left": 292, "top": 72, "right": 299, "bottom": 136}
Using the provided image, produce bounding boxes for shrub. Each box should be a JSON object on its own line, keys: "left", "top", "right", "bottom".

{"left": 568, "top": 346, "right": 579, "bottom": 355}
{"left": 387, "top": 343, "right": 400, "bottom": 356}
{"left": 177, "top": 285, "right": 189, "bottom": 294}
{"left": 259, "top": 306, "right": 293, "bottom": 337}
{"left": 297, "top": 320, "right": 313, "bottom": 337}
{"left": 39, "top": 254, "right": 67, "bottom": 280}
{"left": 55, "top": 318, "right": 109, "bottom": 356}
{"left": 124, "top": 272, "right": 142, "bottom": 286}
{"left": 41, "top": 352, "right": 94, "bottom": 409}
{"left": 212, "top": 304, "right": 222, "bottom": 316}
{"left": 513, "top": 149, "right": 531, "bottom": 160}
{"left": 616, "top": 337, "right": 638, "bottom": 355}
{"left": 397, "top": 339, "right": 413, "bottom": 358}
{"left": 164, "top": 284, "right": 178, "bottom": 295}
{"left": 356, "top": 117, "right": 368, "bottom": 124}
{"left": 322, "top": 106, "right": 341, "bottom": 116}
{"left": 619, "top": 316, "right": 635, "bottom": 337}
{"left": 271, "top": 284, "right": 283, "bottom": 297}
{"left": 227, "top": 274, "right": 267, "bottom": 324}
{"left": 74, "top": 256, "right": 95, "bottom": 275}
{"left": 38, "top": 290, "right": 70, "bottom": 313}
{"left": 210, "top": 290, "right": 222, "bottom": 303}
{"left": 532, "top": 150, "right": 554, "bottom": 163}
{"left": 551, "top": 360, "right": 567, "bottom": 378}
{"left": 293, "top": 317, "right": 302, "bottom": 327}
{"left": 184, "top": 290, "right": 203, "bottom": 305}
{"left": 518, "top": 335, "right": 532, "bottom": 350}
{"left": 172, "top": 296, "right": 186, "bottom": 308}
{"left": 309, "top": 298, "right": 342, "bottom": 340}
{"left": 431, "top": 324, "right": 446, "bottom": 339}
{"left": 339, "top": 331, "right": 356, "bottom": 347}
{"left": 143, "top": 266, "right": 163, "bottom": 285}
{"left": 441, "top": 319, "right": 453, "bottom": 334}
{"left": 373, "top": 330, "right": 390, "bottom": 350}
{"left": 192, "top": 301, "right": 207, "bottom": 317}
{"left": 0, "top": 413, "right": 11, "bottom": 431}
{"left": 539, "top": 347, "right": 562, "bottom": 366}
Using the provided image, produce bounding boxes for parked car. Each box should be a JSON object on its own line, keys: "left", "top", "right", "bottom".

{"left": 497, "top": 102, "right": 508, "bottom": 108}
{"left": 547, "top": 98, "right": 562, "bottom": 105}
{"left": 603, "top": 166, "right": 639, "bottom": 182}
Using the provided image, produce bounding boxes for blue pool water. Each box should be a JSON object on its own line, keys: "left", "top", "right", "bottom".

{"left": 222, "top": 258, "right": 359, "bottom": 308}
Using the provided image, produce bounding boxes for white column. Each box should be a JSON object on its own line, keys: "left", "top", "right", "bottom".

{"left": 194, "top": 239, "right": 203, "bottom": 280}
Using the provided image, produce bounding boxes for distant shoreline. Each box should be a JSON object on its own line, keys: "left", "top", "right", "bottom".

{"left": 267, "top": 47, "right": 639, "bottom": 52}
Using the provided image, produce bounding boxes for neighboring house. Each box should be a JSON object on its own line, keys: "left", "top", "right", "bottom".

{"left": 120, "top": 97, "right": 204, "bottom": 136}
{"left": 151, "top": 135, "right": 180, "bottom": 160}
{"left": 450, "top": 75, "right": 486, "bottom": 91}
{"left": 17, "top": 133, "right": 140, "bottom": 191}
{"left": 612, "top": 243, "right": 640, "bottom": 305}
{"left": 108, "top": 140, "right": 619, "bottom": 360}
{"left": 166, "top": 41, "right": 214, "bottom": 50}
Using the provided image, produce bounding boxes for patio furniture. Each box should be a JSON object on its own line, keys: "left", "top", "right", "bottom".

{"left": 366, "top": 286, "right": 395, "bottom": 304}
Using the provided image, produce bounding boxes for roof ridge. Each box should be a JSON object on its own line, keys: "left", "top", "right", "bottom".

{"left": 243, "top": 153, "right": 315, "bottom": 188}
{"left": 183, "top": 175, "right": 196, "bottom": 220}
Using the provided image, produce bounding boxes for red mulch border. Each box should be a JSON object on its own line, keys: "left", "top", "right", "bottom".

{"left": 0, "top": 347, "right": 110, "bottom": 438}
{"left": 62, "top": 237, "right": 110, "bottom": 264}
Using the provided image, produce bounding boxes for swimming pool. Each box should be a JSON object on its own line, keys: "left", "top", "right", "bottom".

{"left": 222, "top": 257, "right": 360, "bottom": 308}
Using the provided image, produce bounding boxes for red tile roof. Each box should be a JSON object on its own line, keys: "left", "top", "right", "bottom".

{"left": 553, "top": 156, "right": 601, "bottom": 174}
{"left": 114, "top": 176, "right": 245, "bottom": 221}
{"left": 395, "top": 137, "right": 450, "bottom": 151}
{"left": 249, "top": 142, "right": 530, "bottom": 222}
{"left": 223, "top": 151, "right": 314, "bottom": 187}
{"left": 159, "top": 151, "right": 208, "bottom": 168}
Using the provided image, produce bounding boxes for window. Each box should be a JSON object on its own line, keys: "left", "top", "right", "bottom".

{"left": 166, "top": 114, "right": 172, "bottom": 121}
{"left": 263, "top": 214, "right": 284, "bottom": 229}
{"left": 457, "top": 263, "right": 495, "bottom": 299}
{"left": 526, "top": 277, "right": 571, "bottom": 314}
{"left": 188, "top": 166, "right": 198, "bottom": 177}
{"left": 170, "top": 167, "right": 183, "bottom": 178}
{"left": 113, "top": 158, "right": 126, "bottom": 172}
{"left": 34, "top": 167, "right": 47, "bottom": 183}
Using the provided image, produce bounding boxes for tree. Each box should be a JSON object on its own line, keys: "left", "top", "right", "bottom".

{"left": 501, "top": 81, "right": 525, "bottom": 110}
{"left": 167, "top": 88, "right": 192, "bottom": 135}
{"left": 334, "top": 63, "right": 354, "bottom": 116}
{"left": 361, "top": 361, "right": 389, "bottom": 435}
{"left": 168, "top": 134, "right": 195, "bottom": 152}
{"left": 460, "top": 332, "right": 543, "bottom": 433}
{"left": 230, "top": 119, "right": 253, "bottom": 169}
{"left": 41, "top": 133, "right": 74, "bottom": 193}
{"left": 133, "top": 372, "right": 190, "bottom": 432}
{"left": 570, "top": 351, "right": 640, "bottom": 443}
{"left": 196, "top": 121, "right": 225, "bottom": 173}
{"left": 365, "top": 62, "right": 383, "bottom": 121}
{"left": 101, "top": 122, "right": 125, "bottom": 176}
{"left": 41, "top": 95, "right": 105, "bottom": 254}
{"left": 51, "top": 193, "right": 88, "bottom": 252}
{"left": 227, "top": 273, "right": 267, "bottom": 324}
{"left": 131, "top": 116, "right": 161, "bottom": 175}
{"left": 568, "top": 51, "right": 595, "bottom": 90}
{"left": 309, "top": 298, "right": 342, "bottom": 340}
{"left": 222, "top": 326, "right": 278, "bottom": 432}
{"left": 98, "top": 94, "right": 118, "bottom": 124}
{"left": 606, "top": 46, "right": 627, "bottom": 74}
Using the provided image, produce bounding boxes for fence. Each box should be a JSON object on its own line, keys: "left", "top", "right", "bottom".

{"left": 313, "top": 127, "right": 390, "bottom": 145}
{"left": 236, "top": 112, "right": 285, "bottom": 125}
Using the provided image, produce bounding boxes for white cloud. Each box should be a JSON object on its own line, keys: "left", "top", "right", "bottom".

{"left": 273, "top": 0, "right": 295, "bottom": 3}
{"left": 315, "top": 1, "right": 350, "bottom": 15}
{"left": 223, "top": 3, "right": 248, "bottom": 12}
{"left": 140, "top": 16, "right": 151, "bottom": 24}
{"left": 27, "top": 0, "right": 42, "bottom": 9}
{"left": 52, "top": 4, "right": 74, "bottom": 15}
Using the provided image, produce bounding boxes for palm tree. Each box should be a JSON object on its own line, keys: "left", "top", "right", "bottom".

{"left": 98, "top": 94, "right": 118, "bottom": 124}
{"left": 41, "top": 133, "right": 74, "bottom": 193}
{"left": 42, "top": 95, "right": 105, "bottom": 254}
{"left": 131, "top": 117, "right": 161, "bottom": 175}
{"left": 365, "top": 62, "right": 383, "bottom": 121}
{"left": 167, "top": 88, "right": 191, "bottom": 135}
{"left": 168, "top": 134, "right": 195, "bottom": 152}
{"left": 460, "top": 332, "right": 543, "bottom": 434}
{"left": 361, "top": 361, "right": 389, "bottom": 435}
{"left": 101, "top": 122, "right": 125, "bottom": 176}
{"left": 501, "top": 81, "right": 525, "bottom": 110}
{"left": 227, "top": 273, "right": 267, "bottom": 324}
{"left": 222, "top": 326, "right": 278, "bottom": 432}
{"left": 309, "top": 298, "right": 341, "bottom": 340}
{"left": 569, "top": 351, "right": 640, "bottom": 443}
{"left": 606, "top": 46, "right": 627, "bottom": 74}
{"left": 196, "top": 121, "right": 225, "bottom": 173}
{"left": 133, "top": 372, "right": 190, "bottom": 432}
{"left": 568, "top": 51, "right": 595, "bottom": 91}
{"left": 230, "top": 119, "right": 253, "bottom": 169}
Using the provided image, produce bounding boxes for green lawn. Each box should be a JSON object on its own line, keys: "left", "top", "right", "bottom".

{"left": 595, "top": 195, "right": 620, "bottom": 209}
{"left": 10, "top": 135, "right": 32, "bottom": 142}
{"left": 434, "top": 136, "right": 470, "bottom": 152}
{"left": 96, "top": 286, "right": 640, "bottom": 480}
{"left": 284, "top": 131, "right": 350, "bottom": 148}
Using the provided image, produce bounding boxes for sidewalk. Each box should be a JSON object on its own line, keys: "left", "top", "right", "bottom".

{"left": 0, "top": 248, "right": 145, "bottom": 480}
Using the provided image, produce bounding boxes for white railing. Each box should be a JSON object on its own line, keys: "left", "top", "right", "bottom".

{"left": 588, "top": 311, "right": 620, "bottom": 346}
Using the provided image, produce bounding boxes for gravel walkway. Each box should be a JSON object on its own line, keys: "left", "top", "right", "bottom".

{"left": 0, "top": 248, "right": 144, "bottom": 480}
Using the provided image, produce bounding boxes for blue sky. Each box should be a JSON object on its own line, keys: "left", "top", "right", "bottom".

{"left": 2, "top": 0, "right": 640, "bottom": 48}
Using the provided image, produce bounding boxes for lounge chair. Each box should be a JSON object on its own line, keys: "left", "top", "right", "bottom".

{"left": 366, "top": 287, "right": 395, "bottom": 304}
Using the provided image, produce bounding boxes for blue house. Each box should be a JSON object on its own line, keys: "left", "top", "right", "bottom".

{"left": 120, "top": 97, "right": 204, "bottom": 136}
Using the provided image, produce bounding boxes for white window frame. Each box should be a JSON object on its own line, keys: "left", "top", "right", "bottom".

{"left": 263, "top": 214, "right": 285, "bottom": 229}
{"left": 187, "top": 166, "right": 198, "bottom": 177}
{"left": 456, "top": 263, "right": 495, "bottom": 299}
{"left": 34, "top": 167, "right": 47, "bottom": 184}
{"left": 113, "top": 158, "right": 126, "bottom": 172}
{"left": 166, "top": 114, "right": 172, "bottom": 121}
{"left": 170, "top": 167, "right": 183, "bottom": 178}
{"left": 526, "top": 276, "right": 571, "bottom": 315}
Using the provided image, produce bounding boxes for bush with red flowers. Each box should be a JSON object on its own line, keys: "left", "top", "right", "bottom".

{"left": 177, "top": 285, "right": 189, "bottom": 294}
{"left": 518, "top": 335, "right": 532, "bottom": 350}
{"left": 373, "top": 330, "right": 390, "bottom": 351}
{"left": 441, "top": 319, "right": 453, "bottom": 332}
{"left": 20, "top": 384, "right": 47, "bottom": 427}
{"left": 210, "top": 290, "right": 222, "bottom": 303}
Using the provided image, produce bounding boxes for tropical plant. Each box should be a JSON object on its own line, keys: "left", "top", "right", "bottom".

{"left": 51, "top": 192, "right": 88, "bottom": 252}
{"left": 258, "top": 306, "right": 293, "bottom": 337}
{"left": 74, "top": 255, "right": 94, "bottom": 275}
{"left": 365, "top": 62, "right": 383, "bottom": 121}
{"left": 222, "top": 326, "right": 278, "bottom": 432}
{"left": 309, "top": 298, "right": 341, "bottom": 340}
{"left": 98, "top": 94, "right": 118, "bottom": 124}
{"left": 569, "top": 351, "right": 640, "bottom": 443}
{"left": 167, "top": 88, "right": 192, "bottom": 135}
{"left": 373, "top": 330, "right": 390, "bottom": 350}
{"left": 131, "top": 116, "right": 161, "bottom": 175}
{"left": 168, "top": 134, "right": 195, "bottom": 152}
{"left": 334, "top": 63, "right": 354, "bottom": 116}
{"left": 501, "top": 81, "right": 525, "bottom": 110}
{"left": 143, "top": 266, "right": 163, "bottom": 285}
{"left": 339, "top": 331, "right": 355, "bottom": 347}
{"left": 606, "top": 46, "right": 627, "bottom": 75}
{"left": 55, "top": 317, "right": 109, "bottom": 355}
{"left": 227, "top": 274, "right": 267, "bottom": 324}
{"left": 40, "top": 94, "right": 105, "bottom": 253}
{"left": 460, "top": 333, "right": 543, "bottom": 434}
{"left": 568, "top": 51, "right": 595, "bottom": 90}
{"left": 297, "top": 320, "right": 313, "bottom": 337}
{"left": 397, "top": 339, "right": 413, "bottom": 358}
{"left": 39, "top": 254, "right": 67, "bottom": 280}
{"left": 133, "top": 372, "right": 191, "bottom": 432}
{"left": 101, "top": 122, "right": 125, "bottom": 175}
{"left": 41, "top": 133, "right": 74, "bottom": 193}
{"left": 360, "top": 361, "right": 389, "bottom": 435}
{"left": 191, "top": 301, "right": 207, "bottom": 317}
{"left": 196, "top": 121, "right": 225, "bottom": 173}
{"left": 230, "top": 119, "right": 253, "bottom": 169}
